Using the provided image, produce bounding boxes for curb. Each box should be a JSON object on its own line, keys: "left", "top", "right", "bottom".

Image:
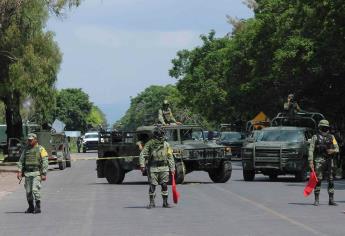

{"left": 0, "top": 169, "right": 17, "bottom": 173}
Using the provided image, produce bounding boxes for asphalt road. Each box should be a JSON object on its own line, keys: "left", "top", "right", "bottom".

{"left": 1, "top": 152, "right": 345, "bottom": 236}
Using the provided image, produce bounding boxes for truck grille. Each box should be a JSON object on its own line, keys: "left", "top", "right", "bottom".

{"left": 187, "top": 148, "right": 224, "bottom": 159}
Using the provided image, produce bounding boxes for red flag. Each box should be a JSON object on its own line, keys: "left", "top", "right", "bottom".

{"left": 304, "top": 170, "right": 318, "bottom": 197}
{"left": 172, "top": 173, "right": 180, "bottom": 204}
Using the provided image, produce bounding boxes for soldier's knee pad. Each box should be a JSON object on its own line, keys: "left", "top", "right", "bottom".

{"left": 149, "top": 184, "right": 156, "bottom": 194}
{"left": 161, "top": 183, "right": 168, "bottom": 192}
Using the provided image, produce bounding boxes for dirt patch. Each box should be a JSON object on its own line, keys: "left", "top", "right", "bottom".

{"left": 0, "top": 172, "right": 20, "bottom": 200}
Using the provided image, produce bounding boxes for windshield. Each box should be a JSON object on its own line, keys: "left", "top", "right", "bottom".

{"left": 257, "top": 130, "right": 305, "bottom": 142}
{"left": 220, "top": 132, "right": 243, "bottom": 141}
{"left": 182, "top": 128, "right": 203, "bottom": 141}
{"left": 85, "top": 134, "right": 98, "bottom": 139}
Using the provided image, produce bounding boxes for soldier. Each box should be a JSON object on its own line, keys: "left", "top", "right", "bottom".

{"left": 158, "top": 100, "right": 180, "bottom": 125}
{"left": 77, "top": 136, "right": 82, "bottom": 153}
{"left": 17, "top": 133, "right": 49, "bottom": 213}
{"left": 309, "top": 120, "right": 339, "bottom": 206}
{"left": 284, "top": 94, "right": 301, "bottom": 116}
{"left": 139, "top": 127, "right": 175, "bottom": 208}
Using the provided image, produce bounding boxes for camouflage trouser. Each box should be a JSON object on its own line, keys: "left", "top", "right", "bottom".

{"left": 149, "top": 171, "right": 169, "bottom": 196}
{"left": 314, "top": 157, "right": 334, "bottom": 195}
{"left": 25, "top": 176, "right": 42, "bottom": 201}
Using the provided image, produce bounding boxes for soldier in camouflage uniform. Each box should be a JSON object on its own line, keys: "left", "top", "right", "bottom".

{"left": 17, "top": 133, "right": 49, "bottom": 213}
{"left": 139, "top": 127, "right": 175, "bottom": 208}
{"left": 309, "top": 120, "right": 339, "bottom": 206}
{"left": 158, "top": 100, "right": 178, "bottom": 125}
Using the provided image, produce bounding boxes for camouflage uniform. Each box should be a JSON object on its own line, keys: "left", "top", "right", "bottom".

{"left": 17, "top": 134, "right": 49, "bottom": 213}
{"left": 158, "top": 100, "right": 177, "bottom": 125}
{"left": 139, "top": 136, "right": 175, "bottom": 208}
{"left": 308, "top": 120, "right": 339, "bottom": 206}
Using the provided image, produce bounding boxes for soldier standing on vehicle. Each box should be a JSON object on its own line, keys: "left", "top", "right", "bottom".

{"left": 139, "top": 127, "right": 175, "bottom": 209}
{"left": 309, "top": 120, "right": 339, "bottom": 206}
{"left": 17, "top": 133, "right": 49, "bottom": 213}
{"left": 158, "top": 100, "right": 181, "bottom": 125}
{"left": 284, "top": 94, "right": 301, "bottom": 116}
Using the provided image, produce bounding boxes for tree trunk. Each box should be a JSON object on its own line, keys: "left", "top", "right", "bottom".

{"left": 4, "top": 91, "right": 23, "bottom": 141}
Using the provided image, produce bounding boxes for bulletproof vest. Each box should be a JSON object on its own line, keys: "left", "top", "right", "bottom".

{"left": 315, "top": 133, "right": 333, "bottom": 156}
{"left": 24, "top": 145, "right": 41, "bottom": 171}
{"left": 162, "top": 108, "right": 172, "bottom": 123}
{"left": 150, "top": 140, "right": 167, "bottom": 162}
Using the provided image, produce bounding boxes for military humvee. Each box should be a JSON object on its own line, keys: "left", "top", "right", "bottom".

{"left": 97, "top": 124, "right": 232, "bottom": 184}
{"left": 242, "top": 112, "right": 324, "bottom": 182}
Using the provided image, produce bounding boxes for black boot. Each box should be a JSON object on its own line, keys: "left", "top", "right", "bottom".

{"left": 147, "top": 195, "right": 155, "bottom": 209}
{"left": 313, "top": 194, "right": 319, "bottom": 206}
{"left": 162, "top": 195, "right": 171, "bottom": 208}
{"left": 329, "top": 194, "right": 338, "bottom": 206}
{"left": 25, "top": 200, "right": 34, "bottom": 213}
{"left": 34, "top": 200, "right": 41, "bottom": 214}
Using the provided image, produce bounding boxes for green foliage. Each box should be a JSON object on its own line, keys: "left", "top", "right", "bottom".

{"left": 170, "top": 0, "right": 345, "bottom": 129}
{"left": 0, "top": 0, "right": 81, "bottom": 138}
{"left": 55, "top": 88, "right": 92, "bottom": 132}
{"left": 87, "top": 105, "right": 107, "bottom": 128}
{"left": 117, "top": 85, "right": 209, "bottom": 130}
{"left": 0, "top": 102, "right": 4, "bottom": 123}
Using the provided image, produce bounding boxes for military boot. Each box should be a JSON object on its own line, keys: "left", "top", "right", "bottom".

{"left": 34, "top": 200, "right": 41, "bottom": 214}
{"left": 25, "top": 200, "right": 35, "bottom": 213}
{"left": 329, "top": 194, "right": 338, "bottom": 206}
{"left": 147, "top": 195, "right": 155, "bottom": 209}
{"left": 162, "top": 195, "right": 171, "bottom": 208}
{"left": 313, "top": 194, "right": 319, "bottom": 206}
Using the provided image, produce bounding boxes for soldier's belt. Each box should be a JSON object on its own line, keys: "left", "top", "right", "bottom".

{"left": 148, "top": 160, "right": 168, "bottom": 167}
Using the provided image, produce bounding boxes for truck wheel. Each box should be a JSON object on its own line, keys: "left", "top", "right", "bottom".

{"left": 59, "top": 158, "right": 66, "bottom": 170}
{"left": 208, "top": 161, "right": 232, "bottom": 183}
{"left": 175, "top": 162, "right": 186, "bottom": 184}
{"left": 295, "top": 168, "right": 307, "bottom": 182}
{"left": 268, "top": 174, "right": 278, "bottom": 181}
{"left": 66, "top": 152, "right": 71, "bottom": 168}
{"left": 243, "top": 170, "right": 255, "bottom": 181}
{"left": 105, "top": 160, "right": 125, "bottom": 184}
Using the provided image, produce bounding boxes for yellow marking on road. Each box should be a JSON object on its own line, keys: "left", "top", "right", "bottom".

{"left": 212, "top": 185, "right": 324, "bottom": 236}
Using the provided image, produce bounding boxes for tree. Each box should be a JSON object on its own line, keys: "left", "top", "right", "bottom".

{"left": 87, "top": 105, "right": 108, "bottom": 128}
{"left": 170, "top": 0, "right": 345, "bottom": 130}
{"left": 55, "top": 88, "right": 92, "bottom": 132}
{"left": 0, "top": 0, "right": 80, "bottom": 140}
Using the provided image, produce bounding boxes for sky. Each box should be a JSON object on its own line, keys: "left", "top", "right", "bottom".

{"left": 47, "top": 0, "right": 253, "bottom": 125}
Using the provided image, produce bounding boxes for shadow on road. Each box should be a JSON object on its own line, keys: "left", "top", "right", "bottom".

{"left": 123, "top": 206, "right": 149, "bottom": 209}
{"left": 288, "top": 202, "right": 314, "bottom": 206}
{"left": 5, "top": 211, "right": 25, "bottom": 214}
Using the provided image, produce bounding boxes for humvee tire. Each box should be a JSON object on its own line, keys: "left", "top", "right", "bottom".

{"left": 243, "top": 170, "right": 255, "bottom": 181}
{"left": 208, "top": 161, "right": 232, "bottom": 183}
{"left": 175, "top": 161, "right": 186, "bottom": 184}
{"left": 268, "top": 173, "right": 278, "bottom": 181}
{"left": 66, "top": 152, "right": 71, "bottom": 168}
{"left": 105, "top": 160, "right": 125, "bottom": 184}
{"left": 59, "top": 158, "right": 66, "bottom": 170}
{"left": 295, "top": 168, "right": 307, "bottom": 182}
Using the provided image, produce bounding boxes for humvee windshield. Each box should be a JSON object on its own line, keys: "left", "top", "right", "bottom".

{"left": 165, "top": 128, "right": 203, "bottom": 142}
{"left": 85, "top": 134, "right": 98, "bottom": 139}
{"left": 257, "top": 130, "right": 305, "bottom": 142}
{"left": 220, "top": 132, "right": 243, "bottom": 142}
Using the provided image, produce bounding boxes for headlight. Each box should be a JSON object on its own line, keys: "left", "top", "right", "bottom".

{"left": 225, "top": 147, "right": 231, "bottom": 153}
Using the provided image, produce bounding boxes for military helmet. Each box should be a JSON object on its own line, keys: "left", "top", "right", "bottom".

{"left": 153, "top": 126, "right": 165, "bottom": 139}
{"left": 318, "top": 119, "right": 330, "bottom": 127}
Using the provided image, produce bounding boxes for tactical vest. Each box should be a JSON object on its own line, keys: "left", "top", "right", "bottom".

{"left": 315, "top": 133, "right": 333, "bottom": 157}
{"left": 24, "top": 146, "right": 41, "bottom": 172}
{"left": 149, "top": 141, "right": 168, "bottom": 166}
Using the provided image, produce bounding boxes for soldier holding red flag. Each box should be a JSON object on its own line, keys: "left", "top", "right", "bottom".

{"left": 309, "top": 120, "right": 339, "bottom": 206}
